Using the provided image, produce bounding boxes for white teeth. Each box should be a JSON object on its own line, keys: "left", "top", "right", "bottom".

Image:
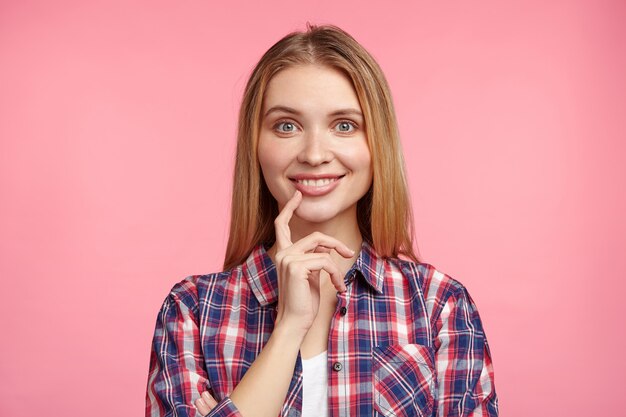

{"left": 297, "top": 178, "right": 335, "bottom": 187}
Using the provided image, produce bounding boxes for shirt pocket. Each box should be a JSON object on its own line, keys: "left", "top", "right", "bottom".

{"left": 372, "top": 343, "right": 436, "bottom": 417}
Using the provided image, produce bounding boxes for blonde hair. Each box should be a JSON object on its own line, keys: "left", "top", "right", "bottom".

{"left": 223, "top": 24, "right": 418, "bottom": 270}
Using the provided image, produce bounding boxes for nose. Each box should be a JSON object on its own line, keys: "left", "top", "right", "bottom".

{"left": 297, "top": 129, "right": 332, "bottom": 166}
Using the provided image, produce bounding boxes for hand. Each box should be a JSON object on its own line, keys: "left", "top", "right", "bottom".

{"left": 273, "top": 191, "right": 353, "bottom": 334}
{"left": 194, "top": 391, "right": 217, "bottom": 416}
{"left": 193, "top": 191, "right": 354, "bottom": 417}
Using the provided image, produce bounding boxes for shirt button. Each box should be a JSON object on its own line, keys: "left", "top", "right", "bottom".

{"left": 332, "top": 362, "right": 343, "bottom": 372}
{"left": 339, "top": 307, "right": 347, "bottom": 316}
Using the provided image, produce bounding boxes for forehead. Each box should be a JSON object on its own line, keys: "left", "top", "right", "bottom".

{"left": 262, "top": 64, "right": 362, "bottom": 113}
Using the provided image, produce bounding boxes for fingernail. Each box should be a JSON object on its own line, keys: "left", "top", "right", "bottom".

{"left": 197, "top": 398, "right": 207, "bottom": 407}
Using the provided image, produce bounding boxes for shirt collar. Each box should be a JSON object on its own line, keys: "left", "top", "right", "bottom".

{"left": 243, "top": 240, "right": 385, "bottom": 307}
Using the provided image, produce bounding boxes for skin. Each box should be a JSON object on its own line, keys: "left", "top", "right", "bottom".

{"left": 258, "top": 64, "right": 372, "bottom": 241}
{"left": 195, "top": 64, "right": 372, "bottom": 416}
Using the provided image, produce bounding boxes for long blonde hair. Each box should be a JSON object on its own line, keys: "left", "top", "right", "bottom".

{"left": 224, "top": 24, "right": 418, "bottom": 270}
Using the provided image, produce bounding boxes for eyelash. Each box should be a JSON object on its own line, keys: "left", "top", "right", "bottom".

{"left": 273, "top": 120, "right": 300, "bottom": 134}
{"left": 334, "top": 120, "right": 357, "bottom": 133}
{"left": 272, "top": 120, "right": 359, "bottom": 135}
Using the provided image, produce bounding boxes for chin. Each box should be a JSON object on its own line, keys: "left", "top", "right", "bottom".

{"left": 293, "top": 201, "right": 350, "bottom": 225}
{"left": 294, "top": 207, "right": 333, "bottom": 224}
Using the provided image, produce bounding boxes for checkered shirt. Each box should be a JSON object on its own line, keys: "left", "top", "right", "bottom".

{"left": 146, "top": 242, "right": 498, "bottom": 416}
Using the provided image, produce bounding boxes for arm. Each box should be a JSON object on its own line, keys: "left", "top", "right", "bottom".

{"left": 434, "top": 288, "right": 499, "bottom": 417}
{"left": 156, "top": 191, "right": 351, "bottom": 417}
{"left": 145, "top": 280, "right": 240, "bottom": 417}
{"left": 217, "top": 191, "right": 351, "bottom": 417}
{"left": 194, "top": 326, "right": 306, "bottom": 417}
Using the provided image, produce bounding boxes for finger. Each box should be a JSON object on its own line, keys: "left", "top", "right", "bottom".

{"left": 314, "top": 245, "right": 331, "bottom": 254}
{"left": 307, "top": 270, "right": 321, "bottom": 306}
{"left": 194, "top": 398, "right": 211, "bottom": 416}
{"left": 202, "top": 391, "right": 218, "bottom": 407}
{"left": 274, "top": 191, "right": 302, "bottom": 250}
{"left": 283, "top": 253, "right": 347, "bottom": 292}
{"left": 290, "top": 231, "right": 355, "bottom": 258}
{"left": 194, "top": 391, "right": 218, "bottom": 416}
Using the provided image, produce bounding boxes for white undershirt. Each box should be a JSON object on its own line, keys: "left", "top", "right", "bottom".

{"left": 301, "top": 350, "right": 329, "bottom": 417}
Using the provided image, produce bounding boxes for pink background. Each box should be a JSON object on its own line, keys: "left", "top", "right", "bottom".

{"left": 1, "top": 0, "right": 625, "bottom": 416}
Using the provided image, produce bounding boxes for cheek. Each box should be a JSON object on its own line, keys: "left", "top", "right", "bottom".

{"left": 257, "top": 137, "right": 280, "bottom": 176}
{"left": 257, "top": 137, "right": 292, "bottom": 199}
{"left": 343, "top": 142, "right": 373, "bottom": 177}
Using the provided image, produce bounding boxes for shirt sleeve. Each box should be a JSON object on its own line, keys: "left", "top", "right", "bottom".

{"left": 145, "top": 279, "right": 243, "bottom": 417}
{"left": 433, "top": 287, "right": 499, "bottom": 417}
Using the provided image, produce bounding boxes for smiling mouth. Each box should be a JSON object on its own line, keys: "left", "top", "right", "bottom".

{"left": 289, "top": 175, "right": 345, "bottom": 195}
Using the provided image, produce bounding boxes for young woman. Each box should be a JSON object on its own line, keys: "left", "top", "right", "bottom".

{"left": 146, "top": 25, "right": 498, "bottom": 417}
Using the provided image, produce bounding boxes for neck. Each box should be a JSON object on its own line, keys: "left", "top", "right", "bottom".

{"left": 291, "top": 211, "right": 362, "bottom": 253}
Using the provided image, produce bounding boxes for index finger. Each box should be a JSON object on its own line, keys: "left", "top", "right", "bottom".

{"left": 274, "top": 190, "right": 302, "bottom": 250}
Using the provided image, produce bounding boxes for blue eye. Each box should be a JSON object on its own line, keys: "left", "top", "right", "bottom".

{"left": 276, "top": 122, "right": 297, "bottom": 133}
{"left": 335, "top": 121, "right": 356, "bottom": 133}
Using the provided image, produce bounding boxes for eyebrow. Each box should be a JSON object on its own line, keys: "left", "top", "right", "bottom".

{"left": 263, "top": 105, "right": 364, "bottom": 119}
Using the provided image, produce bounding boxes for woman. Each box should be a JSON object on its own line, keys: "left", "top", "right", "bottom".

{"left": 146, "top": 24, "right": 498, "bottom": 417}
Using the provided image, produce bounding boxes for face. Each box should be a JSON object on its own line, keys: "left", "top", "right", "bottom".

{"left": 257, "top": 64, "right": 372, "bottom": 225}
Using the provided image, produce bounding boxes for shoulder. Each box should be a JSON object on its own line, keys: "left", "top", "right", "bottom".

{"left": 389, "top": 258, "right": 479, "bottom": 322}
{"left": 163, "top": 266, "right": 245, "bottom": 312}
{"left": 389, "top": 258, "right": 467, "bottom": 298}
{"left": 161, "top": 244, "right": 274, "bottom": 313}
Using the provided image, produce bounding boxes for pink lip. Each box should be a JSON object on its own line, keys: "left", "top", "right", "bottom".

{"left": 289, "top": 174, "right": 344, "bottom": 197}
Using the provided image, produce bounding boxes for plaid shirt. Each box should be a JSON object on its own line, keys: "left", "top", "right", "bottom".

{"left": 146, "top": 242, "right": 498, "bottom": 417}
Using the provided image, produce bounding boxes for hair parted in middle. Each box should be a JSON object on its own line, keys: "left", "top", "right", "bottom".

{"left": 223, "top": 23, "right": 418, "bottom": 270}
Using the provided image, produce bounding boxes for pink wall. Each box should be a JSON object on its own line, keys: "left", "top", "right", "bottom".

{"left": 1, "top": 1, "right": 624, "bottom": 415}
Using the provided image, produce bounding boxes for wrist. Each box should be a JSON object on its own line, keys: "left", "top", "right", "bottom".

{"left": 272, "top": 318, "right": 308, "bottom": 346}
